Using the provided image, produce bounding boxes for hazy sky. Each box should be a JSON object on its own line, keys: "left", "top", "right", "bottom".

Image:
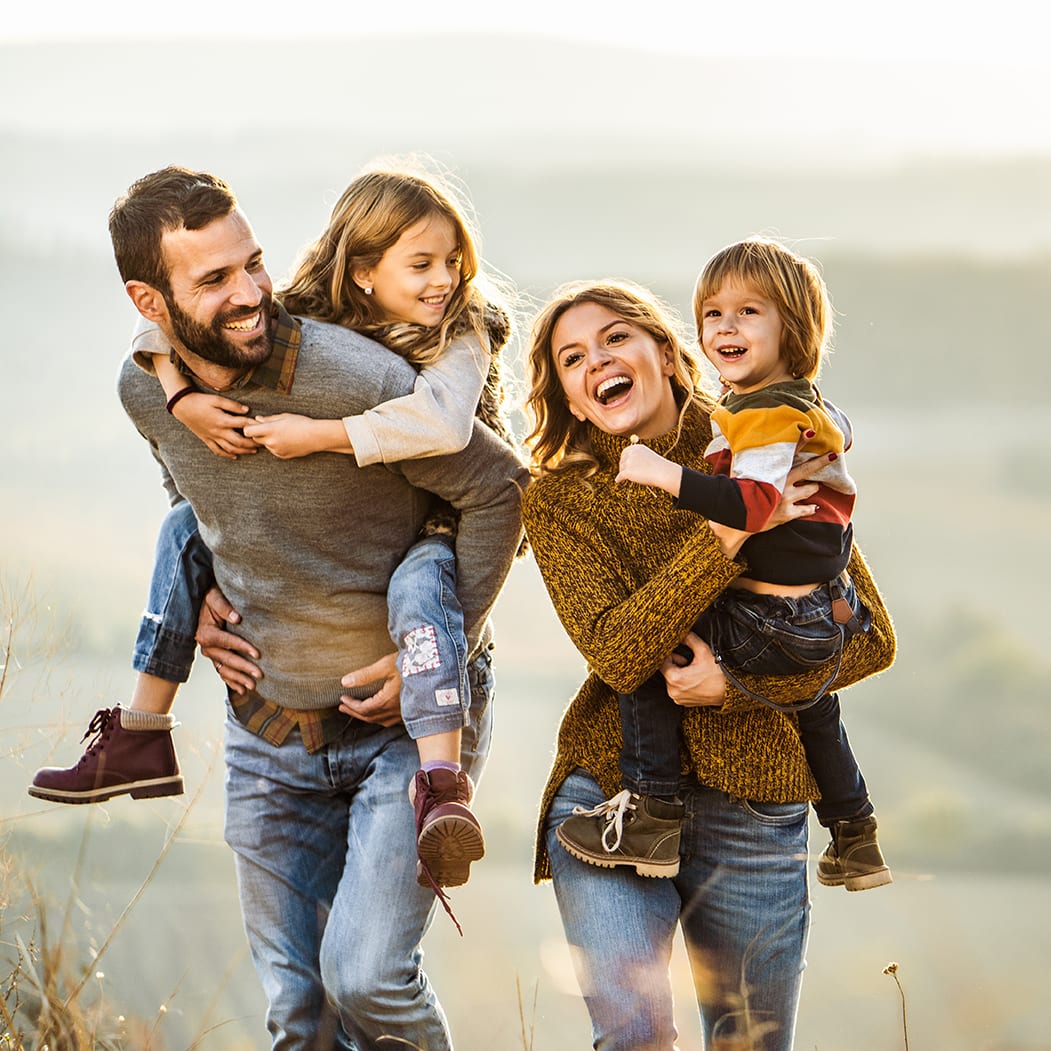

{"left": 3, "top": 0, "right": 1045, "bottom": 68}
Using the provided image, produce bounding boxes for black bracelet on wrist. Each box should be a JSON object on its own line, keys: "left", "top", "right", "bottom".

{"left": 165, "top": 385, "right": 197, "bottom": 414}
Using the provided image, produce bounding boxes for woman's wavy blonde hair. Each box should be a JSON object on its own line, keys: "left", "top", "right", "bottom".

{"left": 525, "top": 280, "right": 715, "bottom": 479}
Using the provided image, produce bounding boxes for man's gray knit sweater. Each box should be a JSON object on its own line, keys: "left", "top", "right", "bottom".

{"left": 118, "top": 316, "right": 527, "bottom": 711}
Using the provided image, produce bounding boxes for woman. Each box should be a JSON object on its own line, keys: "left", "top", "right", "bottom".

{"left": 522, "top": 280, "right": 896, "bottom": 1050}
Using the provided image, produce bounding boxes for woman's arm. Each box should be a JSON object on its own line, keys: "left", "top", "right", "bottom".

{"left": 666, "top": 542, "right": 897, "bottom": 714}
{"left": 523, "top": 482, "right": 743, "bottom": 695}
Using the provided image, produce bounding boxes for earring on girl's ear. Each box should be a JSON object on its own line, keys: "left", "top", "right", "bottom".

{"left": 364, "top": 287, "right": 373, "bottom": 295}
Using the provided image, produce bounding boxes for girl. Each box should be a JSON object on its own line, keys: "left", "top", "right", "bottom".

{"left": 30, "top": 162, "right": 518, "bottom": 901}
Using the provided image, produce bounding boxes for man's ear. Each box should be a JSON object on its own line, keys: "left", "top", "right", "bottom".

{"left": 125, "top": 280, "right": 168, "bottom": 324}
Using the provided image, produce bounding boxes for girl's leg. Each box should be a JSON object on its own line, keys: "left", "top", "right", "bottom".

{"left": 27, "top": 502, "right": 211, "bottom": 804}
{"left": 387, "top": 534, "right": 482, "bottom": 889}
{"left": 677, "top": 784, "right": 811, "bottom": 1051}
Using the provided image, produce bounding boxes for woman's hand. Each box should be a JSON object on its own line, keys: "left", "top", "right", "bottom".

{"left": 660, "top": 632, "right": 726, "bottom": 707}
{"left": 339, "top": 653, "right": 404, "bottom": 726}
{"left": 243, "top": 414, "right": 350, "bottom": 459}
{"left": 172, "top": 393, "right": 258, "bottom": 460}
{"left": 196, "top": 586, "right": 262, "bottom": 694}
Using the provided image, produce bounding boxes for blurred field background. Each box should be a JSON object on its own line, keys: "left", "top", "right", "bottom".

{"left": 2, "top": 7, "right": 1049, "bottom": 1049}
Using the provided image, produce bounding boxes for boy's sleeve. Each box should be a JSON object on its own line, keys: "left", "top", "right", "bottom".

{"left": 344, "top": 332, "right": 491, "bottom": 466}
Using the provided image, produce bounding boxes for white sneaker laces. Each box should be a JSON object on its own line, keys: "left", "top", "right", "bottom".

{"left": 570, "top": 789, "right": 637, "bottom": 852}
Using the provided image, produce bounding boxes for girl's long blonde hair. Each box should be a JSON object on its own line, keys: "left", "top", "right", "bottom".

{"left": 525, "top": 280, "right": 715, "bottom": 479}
{"left": 281, "top": 158, "right": 515, "bottom": 447}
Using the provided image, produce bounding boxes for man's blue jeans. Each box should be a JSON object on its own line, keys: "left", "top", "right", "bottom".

{"left": 546, "top": 769, "right": 810, "bottom": 1051}
{"left": 224, "top": 648, "right": 495, "bottom": 1050}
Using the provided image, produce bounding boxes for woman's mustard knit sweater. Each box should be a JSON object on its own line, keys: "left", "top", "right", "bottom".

{"left": 522, "top": 404, "right": 897, "bottom": 881}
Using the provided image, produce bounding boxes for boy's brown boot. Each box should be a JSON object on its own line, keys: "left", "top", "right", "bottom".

{"left": 556, "top": 790, "right": 684, "bottom": 878}
{"left": 817, "top": 814, "right": 893, "bottom": 891}
{"left": 28, "top": 706, "right": 184, "bottom": 805}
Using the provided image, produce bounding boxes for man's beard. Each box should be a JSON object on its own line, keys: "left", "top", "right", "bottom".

{"left": 166, "top": 291, "right": 275, "bottom": 369}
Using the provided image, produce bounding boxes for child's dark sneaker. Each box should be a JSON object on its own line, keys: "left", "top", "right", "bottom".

{"left": 556, "top": 790, "right": 684, "bottom": 878}
{"left": 28, "top": 706, "right": 184, "bottom": 804}
{"left": 817, "top": 814, "right": 892, "bottom": 891}
{"left": 409, "top": 768, "right": 485, "bottom": 890}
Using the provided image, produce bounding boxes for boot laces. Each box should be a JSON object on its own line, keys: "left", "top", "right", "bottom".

{"left": 77, "top": 708, "right": 117, "bottom": 762}
{"left": 570, "top": 789, "right": 637, "bottom": 852}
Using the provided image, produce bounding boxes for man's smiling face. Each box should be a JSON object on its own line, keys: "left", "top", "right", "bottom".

{"left": 159, "top": 207, "right": 274, "bottom": 369}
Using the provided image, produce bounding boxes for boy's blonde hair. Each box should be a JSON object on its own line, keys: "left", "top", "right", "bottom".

{"left": 525, "top": 280, "right": 715, "bottom": 478}
{"left": 693, "top": 238, "right": 832, "bottom": 382}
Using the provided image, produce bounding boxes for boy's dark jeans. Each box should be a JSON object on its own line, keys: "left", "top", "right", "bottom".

{"left": 618, "top": 577, "right": 874, "bottom": 825}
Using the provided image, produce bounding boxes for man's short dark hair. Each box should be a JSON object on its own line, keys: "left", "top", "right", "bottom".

{"left": 108, "top": 167, "right": 238, "bottom": 295}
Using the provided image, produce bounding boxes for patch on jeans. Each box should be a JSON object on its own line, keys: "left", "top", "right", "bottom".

{"left": 435, "top": 688, "right": 460, "bottom": 707}
{"left": 400, "top": 625, "right": 441, "bottom": 677}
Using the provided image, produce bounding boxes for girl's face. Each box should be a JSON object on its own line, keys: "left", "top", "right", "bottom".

{"left": 356, "top": 215, "right": 462, "bottom": 327}
{"left": 552, "top": 301, "right": 679, "bottom": 440}
{"left": 698, "top": 279, "right": 790, "bottom": 394}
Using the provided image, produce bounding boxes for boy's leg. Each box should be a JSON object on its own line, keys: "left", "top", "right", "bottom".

{"left": 387, "top": 534, "right": 483, "bottom": 889}
{"left": 28, "top": 502, "right": 210, "bottom": 804}
{"left": 799, "top": 694, "right": 891, "bottom": 891}
{"left": 555, "top": 676, "right": 685, "bottom": 877}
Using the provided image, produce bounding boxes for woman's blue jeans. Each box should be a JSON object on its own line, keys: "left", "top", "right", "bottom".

{"left": 224, "top": 648, "right": 495, "bottom": 1050}
{"left": 546, "top": 769, "right": 810, "bottom": 1051}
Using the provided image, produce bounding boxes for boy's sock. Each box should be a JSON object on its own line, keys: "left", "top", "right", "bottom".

{"left": 118, "top": 705, "right": 176, "bottom": 731}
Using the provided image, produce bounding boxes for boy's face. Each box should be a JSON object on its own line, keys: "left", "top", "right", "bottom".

{"left": 699, "top": 280, "right": 791, "bottom": 394}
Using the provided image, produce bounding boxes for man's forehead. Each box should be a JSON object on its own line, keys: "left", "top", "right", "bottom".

{"left": 161, "top": 208, "right": 262, "bottom": 282}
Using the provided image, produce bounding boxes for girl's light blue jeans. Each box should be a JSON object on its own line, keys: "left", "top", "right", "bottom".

{"left": 387, "top": 534, "right": 471, "bottom": 740}
{"left": 546, "top": 769, "right": 810, "bottom": 1051}
{"left": 224, "top": 647, "right": 495, "bottom": 1050}
{"left": 132, "top": 500, "right": 212, "bottom": 683}
{"left": 132, "top": 508, "right": 470, "bottom": 747}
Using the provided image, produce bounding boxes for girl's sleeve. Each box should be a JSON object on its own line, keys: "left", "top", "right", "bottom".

{"left": 128, "top": 315, "right": 174, "bottom": 375}
{"left": 522, "top": 483, "right": 743, "bottom": 694}
{"left": 345, "top": 332, "right": 491, "bottom": 466}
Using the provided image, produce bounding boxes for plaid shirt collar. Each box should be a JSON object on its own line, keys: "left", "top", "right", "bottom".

{"left": 249, "top": 299, "right": 300, "bottom": 393}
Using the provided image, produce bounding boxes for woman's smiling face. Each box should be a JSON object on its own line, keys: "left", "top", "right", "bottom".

{"left": 552, "top": 301, "right": 680, "bottom": 439}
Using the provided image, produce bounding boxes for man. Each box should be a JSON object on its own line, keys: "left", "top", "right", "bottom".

{"left": 107, "top": 167, "right": 526, "bottom": 1049}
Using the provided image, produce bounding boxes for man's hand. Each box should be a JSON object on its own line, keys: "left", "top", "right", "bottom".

{"left": 196, "top": 586, "right": 262, "bottom": 694}
{"left": 340, "top": 653, "right": 404, "bottom": 727}
{"left": 660, "top": 632, "right": 727, "bottom": 707}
